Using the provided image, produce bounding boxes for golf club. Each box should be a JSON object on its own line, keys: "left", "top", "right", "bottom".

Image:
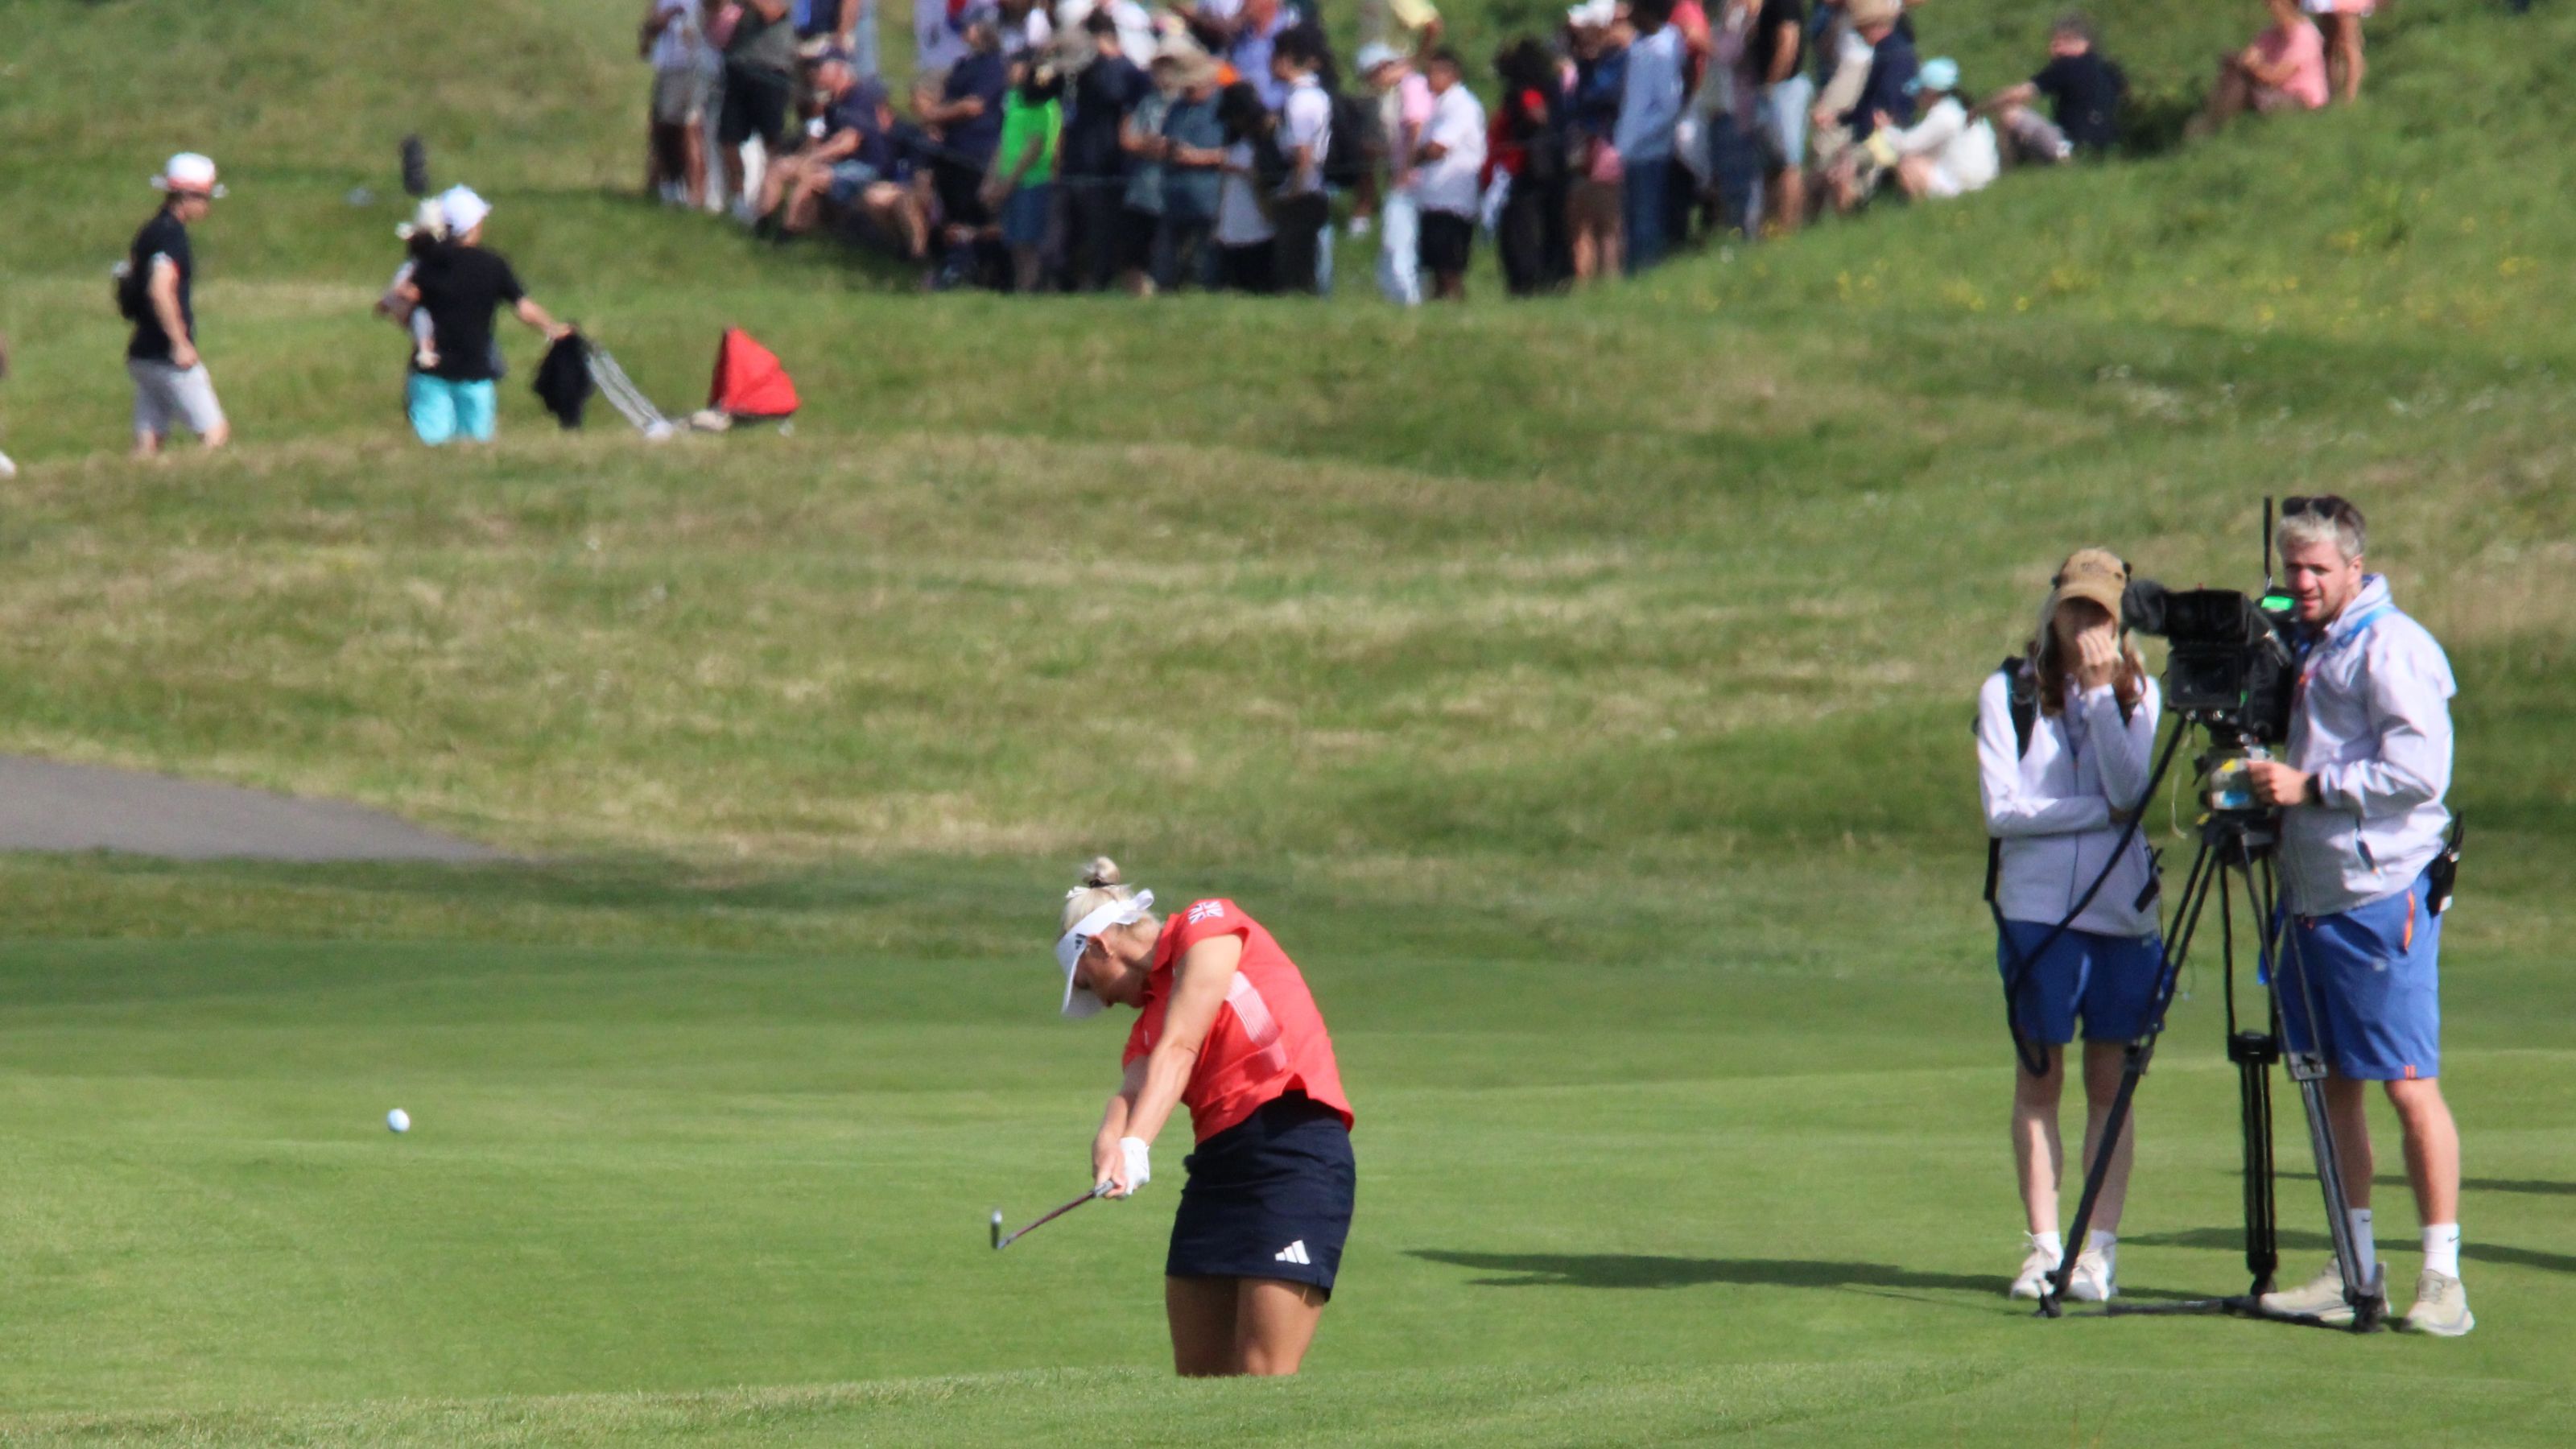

{"left": 991, "top": 1183, "right": 1111, "bottom": 1250}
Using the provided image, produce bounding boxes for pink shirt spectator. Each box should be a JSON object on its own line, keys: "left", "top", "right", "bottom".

{"left": 1387, "top": 72, "right": 1435, "bottom": 179}
{"left": 2255, "top": 19, "right": 2329, "bottom": 110}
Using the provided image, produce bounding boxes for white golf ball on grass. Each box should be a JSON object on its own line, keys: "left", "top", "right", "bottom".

{"left": 386, "top": 1108, "right": 411, "bottom": 1134}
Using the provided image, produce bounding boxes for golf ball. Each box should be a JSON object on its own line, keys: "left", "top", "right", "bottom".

{"left": 386, "top": 1108, "right": 411, "bottom": 1134}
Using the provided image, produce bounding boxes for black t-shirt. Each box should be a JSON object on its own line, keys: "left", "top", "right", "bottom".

{"left": 126, "top": 208, "right": 194, "bottom": 362}
{"left": 943, "top": 51, "right": 1011, "bottom": 165}
{"left": 2033, "top": 52, "right": 2126, "bottom": 152}
{"left": 411, "top": 244, "right": 526, "bottom": 383}
{"left": 1750, "top": 0, "right": 1806, "bottom": 83}
{"left": 1064, "top": 54, "right": 1149, "bottom": 177}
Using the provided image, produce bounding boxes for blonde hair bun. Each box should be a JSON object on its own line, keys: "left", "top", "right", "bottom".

{"left": 1077, "top": 857, "right": 1124, "bottom": 890}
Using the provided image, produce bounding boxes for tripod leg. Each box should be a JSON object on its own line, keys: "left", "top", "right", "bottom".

{"left": 2266, "top": 869, "right": 2384, "bottom": 1329}
{"left": 2235, "top": 1031, "right": 2278, "bottom": 1296}
{"left": 2041, "top": 841, "right": 2218, "bottom": 1315}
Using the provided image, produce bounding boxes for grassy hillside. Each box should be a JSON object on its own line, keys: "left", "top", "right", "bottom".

{"left": 0, "top": 0, "right": 2571, "bottom": 1443}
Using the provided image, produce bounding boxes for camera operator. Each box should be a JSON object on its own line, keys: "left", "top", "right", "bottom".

{"left": 2240, "top": 495, "right": 2471, "bottom": 1335}
{"left": 1976, "top": 549, "right": 2162, "bottom": 1304}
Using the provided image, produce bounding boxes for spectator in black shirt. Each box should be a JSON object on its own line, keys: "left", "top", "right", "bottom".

{"left": 393, "top": 188, "right": 572, "bottom": 446}
{"left": 917, "top": 6, "right": 1011, "bottom": 283}
{"left": 1979, "top": 12, "right": 2127, "bottom": 163}
{"left": 122, "top": 153, "right": 232, "bottom": 457}
{"left": 1061, "top": 14, "right": 1150, "bottom": 291}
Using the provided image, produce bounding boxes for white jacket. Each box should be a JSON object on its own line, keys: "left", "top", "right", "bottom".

{"left": 1978, "top": 669, "right": 2162, "bottom": 939}
{"left": 2277, "top": 576, "right": 2456, "bottom": 916}
{"left": 1893, "top": 98, "right": 1999, "bottom": 192}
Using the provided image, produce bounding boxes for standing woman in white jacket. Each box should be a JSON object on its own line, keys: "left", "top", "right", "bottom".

{"left": 1975, "top": 548, "right": 2162, "bottom": 1303}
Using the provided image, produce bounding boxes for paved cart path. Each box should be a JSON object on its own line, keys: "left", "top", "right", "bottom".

{"left": 0, "top": 755, "right": 505, "bottom": 863}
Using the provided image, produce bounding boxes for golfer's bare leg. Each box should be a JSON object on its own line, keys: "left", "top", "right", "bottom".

{"left": 2079, "top": 1041, "right": 2136, "bottom": 1232}
{"left": 1166, "top": 1276, "right": 1237, "bottom": 1377}
{"left": 2323, "top": 1071, "right": 2376, "bottom": 1210}
{"left": 2011, "top": 1046, "right": 2067, "bottom": 1234}
{"left": 2385, "top": 1077, "right": 2459, "bottom": 1225}
{"left": 1232, "top": 1277, "right": 1326, "bottom": 1376}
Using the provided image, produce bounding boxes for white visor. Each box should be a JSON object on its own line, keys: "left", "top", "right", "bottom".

{"left": 1055, "top": 888, "right": 1153, "bottom": 1018}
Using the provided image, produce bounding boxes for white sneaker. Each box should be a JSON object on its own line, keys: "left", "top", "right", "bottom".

{"left": 2008, "top": 1235, "right": 2058, "bottom": 1299}
{"left": 2405, "top": 1269, "right": 2475, "bottom": 1337}
{"left": 2066, "top": 1247, "right": 2115, "bottom": 1302}
{"left": 2258, "top": 1258, "right": 2384, "bottom": 1325}
{"left": 0, "top": 449, "right": 16, "bottom": 480}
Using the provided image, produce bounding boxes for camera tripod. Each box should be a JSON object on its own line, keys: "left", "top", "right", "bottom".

{"left": 2036, "top": 739, "right": 2385, "bottom": 1330}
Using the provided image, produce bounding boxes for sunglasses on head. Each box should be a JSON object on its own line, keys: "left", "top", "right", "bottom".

{"left": 2281, "top": 494, "right": 2359, "bottom": 526}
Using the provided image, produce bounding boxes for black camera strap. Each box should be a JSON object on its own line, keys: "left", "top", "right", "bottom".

{"left": 2427, "top": 815, "right": 2464, "bottom": 915}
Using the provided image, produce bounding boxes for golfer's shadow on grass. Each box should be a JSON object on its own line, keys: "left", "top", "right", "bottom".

{"left": 1406, "top": 1250, "right": 2198, "bottom": 1302}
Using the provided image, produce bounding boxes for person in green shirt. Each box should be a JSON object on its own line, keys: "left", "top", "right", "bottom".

{"left": 986, "top": 53, "right": 1066, "bottom": 292}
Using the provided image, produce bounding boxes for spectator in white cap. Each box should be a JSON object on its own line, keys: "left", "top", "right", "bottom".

{"left": 390, "top": 187, "right": 572, "bottom": 446}
{"left": 118, "top": 152, "right": 231, "bottom": 457}
{"left": 1884, "top": 57, "right": 1998, "bottom": 202}
{"left": 1358, "top": 41, "right": 1434, "bottom": 307}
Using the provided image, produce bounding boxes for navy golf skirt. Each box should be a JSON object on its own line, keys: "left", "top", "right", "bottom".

{"left": 1167, "top": 1092, "right": 1356, "bottom": 1297}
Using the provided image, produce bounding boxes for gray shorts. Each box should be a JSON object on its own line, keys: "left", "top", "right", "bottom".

{"left": 652, "top": 67, "right": 710, "bottom": 126}
{"left": 127, "top": 358, "right": 226, "bottom": 439}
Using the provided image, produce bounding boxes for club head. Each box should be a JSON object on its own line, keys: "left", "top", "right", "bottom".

{"left": 990, "top": 1208, "right": 1005, "bottom": 1250}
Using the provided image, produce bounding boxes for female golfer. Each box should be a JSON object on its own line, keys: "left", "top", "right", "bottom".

{"left": 1975, "top": 548, "right": 2162, "bottom": 1303}
{"left": 1053, "top": 857, "right": 1355, "bottom": 1377}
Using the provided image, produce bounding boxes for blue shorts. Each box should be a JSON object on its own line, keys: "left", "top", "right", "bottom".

{"left": 827, "top": 159, "right": 883, "bottom": 205}
{"left": 1168, "top": 1092, "right": 1356, "bottom": 1298}
{"left": 1998, "top": 923, "right": 2165, "bottom": 1046}
{"left": 1001, "top": 183, "right": 1052, "bottom": 248}
{"left": 2277, "top": 869, "right": 2442, "bottom": 1080}
{"left": 407, "top": 373, "right": 497, "bottom": 445}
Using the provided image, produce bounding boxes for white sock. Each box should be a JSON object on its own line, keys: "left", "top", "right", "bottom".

{"left": 2032, "top": 1229, "right": 2064, "bottom": 1260}
{"left": 2347, "top": 1208, "right": 2377, "bottom": 1275}
{"left": 2087, "top": 1228, "right": 2118, "bottom": 1274}
{"left": 2423, "top": 1223, "right": 2461, "bottom": 1279}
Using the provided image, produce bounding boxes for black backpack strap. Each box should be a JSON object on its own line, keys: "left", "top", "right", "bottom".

{"left": 1982, "top": 657, "right": 2036, "bottom": 906}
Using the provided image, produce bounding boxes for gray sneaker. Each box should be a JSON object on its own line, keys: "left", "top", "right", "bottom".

{"left": 2405, "top": 1269, "right": 2475, "bottom": 1337}
{"left": 2257, "top": 1259, "right": 2384, "bottom": 1325}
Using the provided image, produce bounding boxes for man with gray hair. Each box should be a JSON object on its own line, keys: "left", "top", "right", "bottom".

{"left": 2241, "top": 494, "right": 2472, "bottom": 1335}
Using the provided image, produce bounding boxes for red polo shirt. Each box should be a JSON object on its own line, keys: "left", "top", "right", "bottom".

{"left": 1122, "top": 899, "right": 1355, "bottom": 1143}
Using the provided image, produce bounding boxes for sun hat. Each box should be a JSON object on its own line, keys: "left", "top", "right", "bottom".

{"left": 438, "top": 184, "right": 493, "bottom": 237}
{"left": 394, "top": 198, "right": 448, "bottom": 242}
{"left": 1567, "top": 0, "right": 1616, "bottom": 27}
{"left": 151, "top": 152, "right": 226, "bottom": 198}
{"left": 1354, "top": 41, "right": 1399, "bottom": 74}
{"left": 1055, "top": 888, "right": 1154, "bottom": 1019}
{"left": 1847, "top": 0, "right": 1904, "bottom": 28}
{"left": 2047, "top": 548, "right": 2131, "bottom": 625}
{"left": 1909, "top": 56, "right": 1960, "bottom": 94}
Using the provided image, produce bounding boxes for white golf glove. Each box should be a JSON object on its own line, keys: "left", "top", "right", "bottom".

{"left": 1113, "top": 1136, "right": 1151, "bottom": 1197}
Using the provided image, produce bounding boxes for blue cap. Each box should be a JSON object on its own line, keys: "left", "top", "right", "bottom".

{"left": 1909, "top": 56, "right": 1959, "bottom": 94}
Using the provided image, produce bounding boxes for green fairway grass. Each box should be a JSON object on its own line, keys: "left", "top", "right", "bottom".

{"left": 2, "top": 0, "right": 2572, "bottom": 1441}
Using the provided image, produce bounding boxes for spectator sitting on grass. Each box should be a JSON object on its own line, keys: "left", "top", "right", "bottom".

{"left": 1884, "top": 57, "right": 1998, "bottom": 202}
{"left": 1979, "top": 11, "right": 2126, "bottom": 164}
{"left": 2190, "top": 0, "right": 2328, "bottom": 138}
{"left": 1823, "top": 0, "right": 1916, "bottom": 214}
{"left": 755, "top": 52, "right": 905, "bottom": 242}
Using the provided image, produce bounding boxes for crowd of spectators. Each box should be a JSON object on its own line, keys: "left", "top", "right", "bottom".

{"left": 636, "top": 0, "right": 2372, "bottom": 299}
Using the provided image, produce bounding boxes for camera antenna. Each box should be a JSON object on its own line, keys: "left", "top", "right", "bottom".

{"left": 2260, "top": 497, "right": 2276, "bottom": 592}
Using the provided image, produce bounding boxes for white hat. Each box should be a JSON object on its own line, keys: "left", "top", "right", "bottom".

{"left": 439, "top": 184, "right": 492, "bottom": 237}
{"left": 1354, "top": 41, "right": 1399, "bottom": 74}
{"left": 394, "top": 198, "right": 448, "bottom": 242}
{"left": 1567, "top": 0, "right": 1616, "bottom": 28}
{"left": 1054, "top": 888, "right": 1153, "bottom": 1019}
{"left": 151, "top": 152, "right": 226, "bottom": 197}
